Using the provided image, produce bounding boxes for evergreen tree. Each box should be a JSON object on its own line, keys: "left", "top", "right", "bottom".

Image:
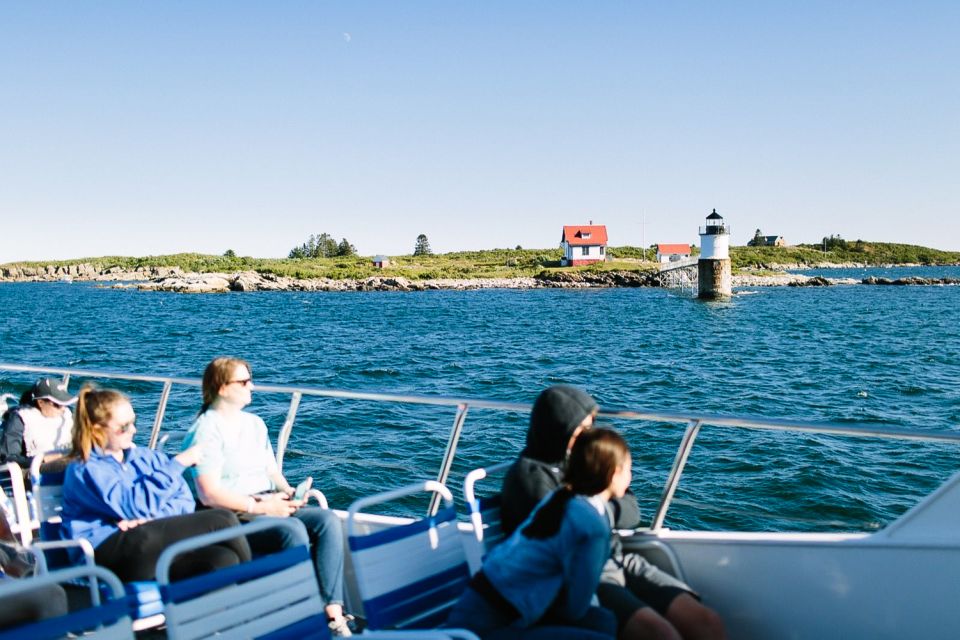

{"left": 414, "top": 234, "right": 432, "bottom": 256}
{"left": 749, "top": 229, "right": 764, "bottom": 247}
{"left": 316, "top": 233, "right": 338, "bottom": 258}
{"left": 287, "top": 232, "right": 356, "bottom": 259}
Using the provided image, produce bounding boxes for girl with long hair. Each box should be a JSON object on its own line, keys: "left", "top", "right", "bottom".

{"left": 61, "top": 385, "right": 251, "bottom": 582}
{"left": 445, "top": 428, "right": 633, "bottom": 639}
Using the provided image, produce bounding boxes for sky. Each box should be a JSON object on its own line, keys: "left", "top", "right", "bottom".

{"left": 1, "top": 1, "right": 958, "bottom": 262}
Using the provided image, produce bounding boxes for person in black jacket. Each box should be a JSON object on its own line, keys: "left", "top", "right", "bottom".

{"left": 0, "top": 378, "right": 76, "bottom": 470}
{"left": 501, "top": 385, "right": 726, "bottom": 640}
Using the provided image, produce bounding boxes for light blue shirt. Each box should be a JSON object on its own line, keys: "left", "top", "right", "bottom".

{"left": 182, "top": 410, "right": 277, "bottom": 497}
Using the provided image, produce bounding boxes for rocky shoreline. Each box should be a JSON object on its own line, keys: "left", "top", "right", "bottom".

{"left": 0, "top": 263, "right": 956, "bottom": 293}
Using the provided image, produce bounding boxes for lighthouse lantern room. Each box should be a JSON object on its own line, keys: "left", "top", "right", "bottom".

{"left": 699, "top": 208, "right": 730, "bottom": 260}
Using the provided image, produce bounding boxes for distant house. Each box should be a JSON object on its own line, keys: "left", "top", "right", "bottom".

{"left": 561, "top": 224, "right": 608, "bottom": 266}
{"left": 656, "top": 243, "right": 692, "bottom": 263}
{"left": 372, "top": 255, "right": 391, "bottom": 269}
{"left": 748, "top": 230, "right": 787, "bottom": 247}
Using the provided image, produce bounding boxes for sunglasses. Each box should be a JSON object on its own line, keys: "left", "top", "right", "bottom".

{"left": 114, "top": 421, "right": 135, "bottom": 434}
{"left": 227, "top": 378, "right": 253, "bottom": 386}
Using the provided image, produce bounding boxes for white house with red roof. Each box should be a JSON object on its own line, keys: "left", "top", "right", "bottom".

{"left": 656, "top": 243, "right": 692, "bottom": 263}
{"left": 561, "top": 224, "right": 608, "bottom": 266}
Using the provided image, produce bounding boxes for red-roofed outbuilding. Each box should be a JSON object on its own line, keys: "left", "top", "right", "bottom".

{"left": 656, "top": 243, "right": 692, "bottom": 263}
{"left": 561, "top": 224, "right": 608, "bottom": 266}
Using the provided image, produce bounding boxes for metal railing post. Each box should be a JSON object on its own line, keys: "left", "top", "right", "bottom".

{"left": 651, "top": 419, "right": 702, "bottom": 531}
{"left": 148, "top": 381, "right": 173, "bottom": 450}
{"left": 275, "top": 392, "right": 302, "bottom": 473}
{"left": 428, "top": 403, "right": 469, "bottom": 516}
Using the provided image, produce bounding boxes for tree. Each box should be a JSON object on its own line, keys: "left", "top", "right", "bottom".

{"left": 287, "top": 232, "right": 356, "bottom": 259}
{"left": 822, "top": 234, "right": 848, "bottom": 251}
{"left": 748, "top": 229, "right": 764, "bottom": 247}
{"left": 413, "top": 234, "right": 432, "bottom": 256}
{"left": 223, "top": 249, "right": 237, "bottom": 258}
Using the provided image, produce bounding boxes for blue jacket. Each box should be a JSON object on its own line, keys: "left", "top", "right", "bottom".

{"left": 61, "top": 446, "right": 195, "bottom": 548}
{"left": 482, "top": 492, "right": 611, "bottom": 627}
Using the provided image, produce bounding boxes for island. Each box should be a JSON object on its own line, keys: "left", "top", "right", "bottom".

{"left": 1, "top": 243, "right": 958, "bottom": 293}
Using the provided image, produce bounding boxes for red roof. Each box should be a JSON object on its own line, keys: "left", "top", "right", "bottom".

{"left": 561, "top": 225, "right": 608, "bottom": 246}
{"left": 657, "top": 243, "right": 691, "bottom": 255}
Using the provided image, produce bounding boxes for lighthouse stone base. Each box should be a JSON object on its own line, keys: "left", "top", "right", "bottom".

{"left": 698, "top": 258, "right": 732, "bottom": 299}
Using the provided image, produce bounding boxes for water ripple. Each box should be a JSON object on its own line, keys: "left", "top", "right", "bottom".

{"left": 1, "top": 275, "right": 958, "bottom": 529}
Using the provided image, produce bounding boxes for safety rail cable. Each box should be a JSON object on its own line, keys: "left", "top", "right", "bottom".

{"left": 4, "top": 362, "right": 960, "bottom": 527}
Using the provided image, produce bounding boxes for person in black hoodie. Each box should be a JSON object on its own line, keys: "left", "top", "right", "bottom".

{"left": 501, "top": 386, "right": 726, "bottom": 640}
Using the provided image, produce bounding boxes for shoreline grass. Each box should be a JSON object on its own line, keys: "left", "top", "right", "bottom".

{"left": 2, "top": 242, "right": 957, "bottom": 282}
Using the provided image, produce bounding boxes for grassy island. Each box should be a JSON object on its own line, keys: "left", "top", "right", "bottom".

{"left": 2, "top": 242, "right": 958, "bottom": 282}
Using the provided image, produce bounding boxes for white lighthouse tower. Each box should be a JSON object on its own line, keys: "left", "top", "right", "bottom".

{"left": 698, "top": 208, "right": 732, "bottom": 298}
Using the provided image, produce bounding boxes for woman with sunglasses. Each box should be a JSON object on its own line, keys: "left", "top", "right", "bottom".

{"left": 60, "top": 385, "right": 251, "bottom": 582}
{"left": 182, "top": 356, "right": 353, "bottom": 637}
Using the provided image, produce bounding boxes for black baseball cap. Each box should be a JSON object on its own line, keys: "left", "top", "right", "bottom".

{"left": 31, "top": 378, "right": 77, "bottom": 406}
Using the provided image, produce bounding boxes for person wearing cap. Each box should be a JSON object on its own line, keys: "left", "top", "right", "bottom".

{"left": 501, "top": 385, "right": 726, "bottom": 640}
{"left": 0, "top": 378, "right": 76, "bottom": 469}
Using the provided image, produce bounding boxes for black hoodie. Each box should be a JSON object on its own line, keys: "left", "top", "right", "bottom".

{"left": 500, "top": 385, "right": 640, "bottom": 534}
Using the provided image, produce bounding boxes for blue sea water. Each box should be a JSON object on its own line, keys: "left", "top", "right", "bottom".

{"left": 1, "top": 271, "right": 959, "bottom": 532}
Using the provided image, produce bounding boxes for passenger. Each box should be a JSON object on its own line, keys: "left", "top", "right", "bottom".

{"left": 502, "top": 386, "right": 726, "bottom": 640}
{"left": 445, "top": 428, "right": 628, "bottom": 639}
{"left": 0, "top": 539, "right": 68, "bottom": 630}
{"left": 182, "top": 356, "right": 353, "bottom": 637}
{"left": 0, "top": 378, "right": 76, "bottom": 469}
{"left": 61, "top": 385, "right": 251, "bottom": 582}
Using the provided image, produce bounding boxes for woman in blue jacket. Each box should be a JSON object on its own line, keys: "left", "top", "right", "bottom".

{"left": 61, "top": 385, "right": 251, "bottom": 582}
{"left": 445, "top": 428, "right": 632, "bottom": 639}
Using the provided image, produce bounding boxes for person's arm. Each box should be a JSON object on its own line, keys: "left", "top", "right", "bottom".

{"left": 0, "top": 412, "right": 30, "bottom": 467}
{"left": 501, "top": 460, "right": 562, "bottom": 534}
{"left": 560, "top": 503, "right": 611, "bottom": 620}
{"left": 610, "top": 489, "right": 641, "bottom": 529}
{"left": 91, "top": 454, "right": 194, "bottom": 520}
{"left": 194, "top": 472, "right": 295, "bottom": 516}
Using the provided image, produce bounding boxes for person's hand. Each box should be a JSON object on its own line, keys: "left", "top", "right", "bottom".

{"left": 256, "top": 493, "right": 297, "bottom": 517}
{"left": 175, "top": 445, "right": 203, "bottom": 468}
{"left": 117, "top": 518, "right": 148, "bottom": 531}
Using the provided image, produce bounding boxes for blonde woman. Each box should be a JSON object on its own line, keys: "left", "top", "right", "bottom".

{"left": 183, "top": 357, "right": 352, "bottom": 637}
{"left": 61, "top": 385, "right": 250, "bottom": 582}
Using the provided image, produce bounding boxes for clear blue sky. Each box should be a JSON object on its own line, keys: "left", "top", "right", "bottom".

{"left": 2, "top": 1, "right": 958, "bottom": 261}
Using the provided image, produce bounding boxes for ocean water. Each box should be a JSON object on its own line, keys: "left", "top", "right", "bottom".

{"left": 1, "top": 271, "right": 958, "bottom": 532}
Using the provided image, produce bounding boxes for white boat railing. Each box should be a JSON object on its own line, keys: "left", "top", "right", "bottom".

{"left": 3, "top": 362, "right": 960, "bottom": 527}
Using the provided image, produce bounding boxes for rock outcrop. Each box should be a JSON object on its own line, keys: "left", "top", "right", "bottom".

{"left": 534, "top": 270, "right": 657, "bottom": 288}
{"left": 116, "top": 271, "right": 654, "bottom": 293}
{"left": 862, "top": 276, "right": 960, "bottom": 286}
{"left": 788, "top": 276, "right": 832, "bottom": 287}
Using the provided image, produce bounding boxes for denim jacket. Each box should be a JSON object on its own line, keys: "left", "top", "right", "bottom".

{"left": 482, "top": 492, "right": 611, "bottom": 627}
